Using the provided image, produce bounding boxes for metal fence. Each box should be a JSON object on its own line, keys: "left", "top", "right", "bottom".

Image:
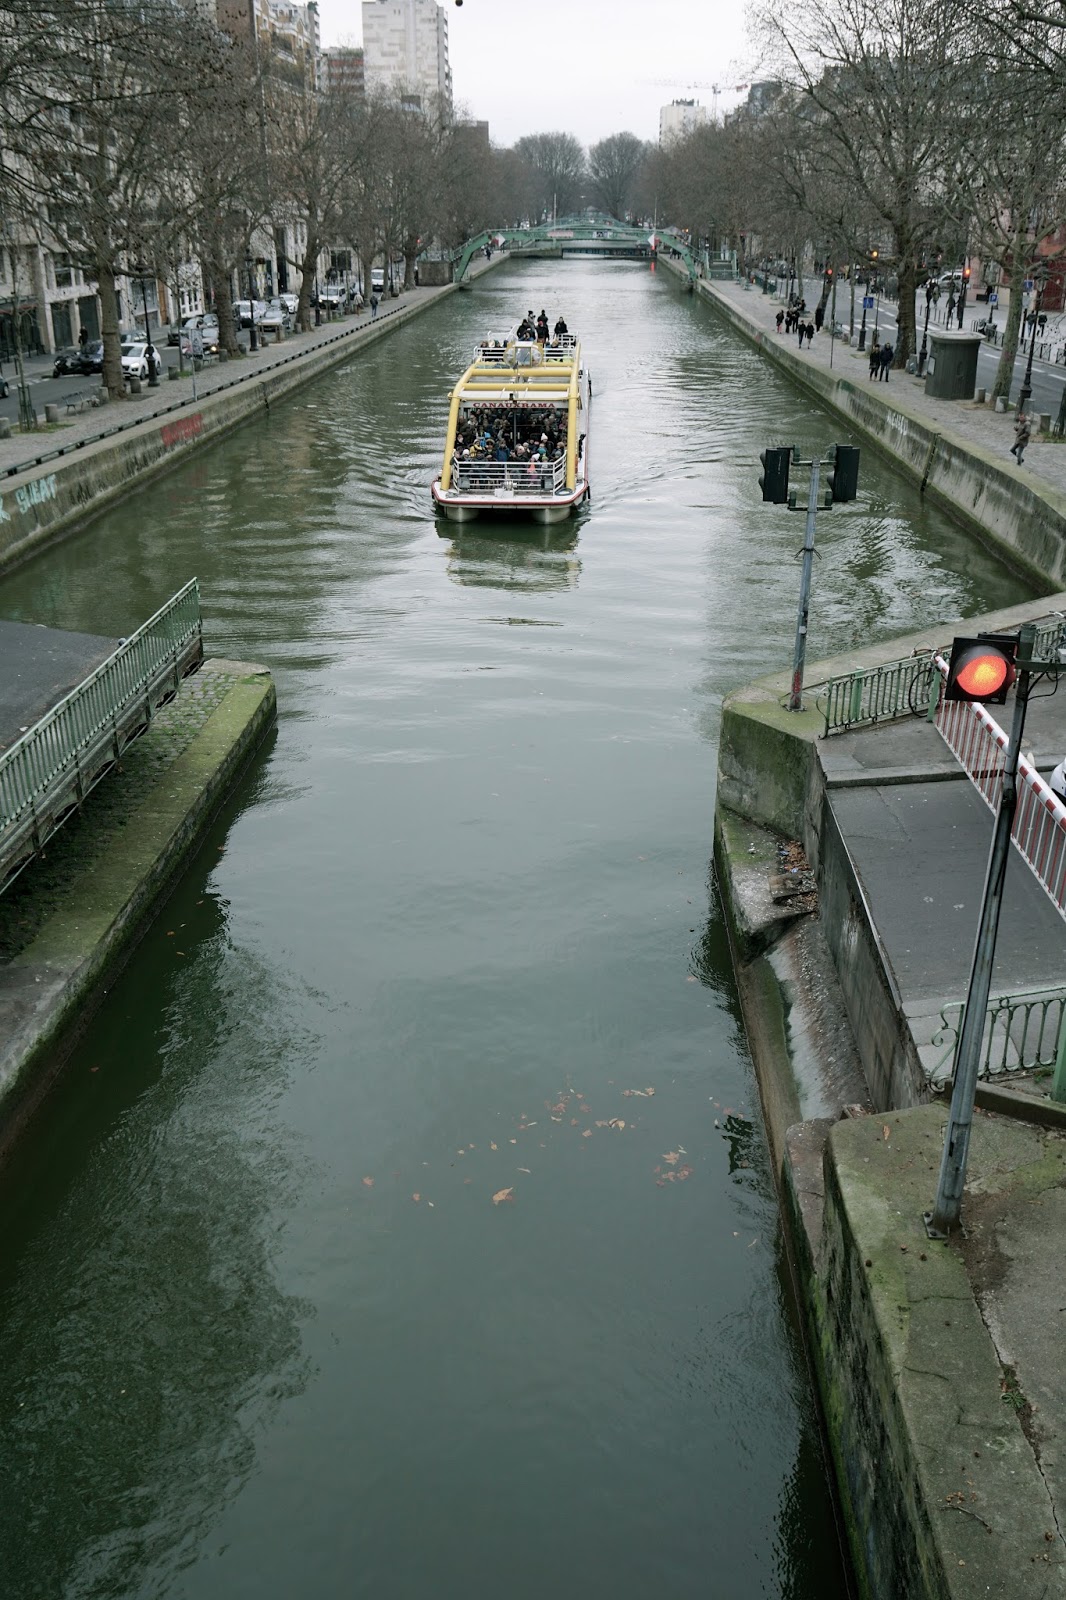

{"left": 817, "top": 650, "right": 941, "bottom": 735}
{"left": 926, "top": 986, "right": 1066, "bottom": 1099}
{"left": 0, "top": 578, "right": 203, "bottom": 894}
{"left": 933, "top": 651, "right": 1066, "bottom": 921}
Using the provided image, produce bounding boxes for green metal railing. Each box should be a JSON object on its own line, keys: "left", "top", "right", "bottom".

{"left": 817, "top": 650, "right": 941, "bottom": 735}
{"left": 927, "top": 986, "right": 1066, "bottom": 1101}
{"left": 0, "top": 579, "right": 203, "bottom": 893}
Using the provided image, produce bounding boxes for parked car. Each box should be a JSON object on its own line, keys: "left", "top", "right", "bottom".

{"left": 276, "top": 292, "right": 299, "bottom": 315}
{"left": 258, "top": 300, "right": 293, "bottom": 335}
{"left": 316, "top": 287, "right": 344, "bottom": 311}
{"left": 370, "top": 268, "right": 385, "bottom": 292}
{"left": 52, "top": 346, "right": 82, "bottom": 377}
{"left": 120, "top": 342, "right": 157, "bottom": 381}
{"left": 166, "top": 323, "right": 184, "bottom": 346}
{"left": 181, "top": 314, "right": 220, "bottom": 355}
{"left": 76, "top": 340, "right": 104, "bottom": 374}
{"left": 232, "top": 299, "right": 268, "bottom": 329}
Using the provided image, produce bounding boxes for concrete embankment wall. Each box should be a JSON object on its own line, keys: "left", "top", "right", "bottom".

{"left": 0, "top": 660, "right": 275, "bottom": 1152}
{"left": 664, "top": 258, "right": 1066, "bottom": 589}
{"left": 0, "top": 258, "right": 505, "bottom": 576}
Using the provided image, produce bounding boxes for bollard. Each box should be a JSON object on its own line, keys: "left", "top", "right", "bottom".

{"left": 128, "top": 376, "right": 141, "bottom": 396}
{"left": 168, "top": 366, "right": 179, "bottom": 380}
{"left": 1039, "top": 412, "right": 1052, "bottom": 433}
{"left": 97, "top": 386, "right": 109, "bottom": 404}
{"left": 0, "top": 417, "right": 10, "bottom": 439}
{"left": 44, "top": 402, "right": 59, "bottom": 424}
{"left": 994, "top": 395, "right": 1008, "bottom": 412}
{"left": 975, "top": 387, "right": 985, "bottom": 404}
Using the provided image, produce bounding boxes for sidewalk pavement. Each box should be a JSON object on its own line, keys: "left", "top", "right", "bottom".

{"left": 0, "top": 255, "right": 504, "bottom": 482}
{"left": 714, "top": 280, "right": 1066, "bottom": 503}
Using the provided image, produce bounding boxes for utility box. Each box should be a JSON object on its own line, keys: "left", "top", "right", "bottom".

{"left": 418, "top": 259, "right": 453, "bottom": 287}
{"left": 924, "top": 331, "right": 981, "bottom": 399}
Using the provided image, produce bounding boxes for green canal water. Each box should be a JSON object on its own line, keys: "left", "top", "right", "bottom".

{"left": 0, "top": 262, "right": 1032, "bottom": 1599}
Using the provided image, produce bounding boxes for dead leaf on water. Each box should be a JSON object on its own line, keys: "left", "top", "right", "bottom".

{"left": 581, "top": 1129, "right": 593, "bottom": 1139}
{"left": 492, "top": 1187, "right": 515, "bottom": 1206}
{"left": 579, "top": 1103, "right": 591, "bottom": 1114}
{"left": 882, "top": 1124, "right": 891, "bottom": 1141}
{"left": 362, "top": 1176, "right": 374, "bottom": 1188}
{"left": 412, "top": 1193, "right": 421, "bottom": 1203}
{"left": 662, "top": 1151, "right": 680, "bottom": 1166}
{"left": 595, "top": 1120, "right": 609, "bottom": 1128}
{"left": 490, "top": 1141, "right": 498, "bottom": 1151}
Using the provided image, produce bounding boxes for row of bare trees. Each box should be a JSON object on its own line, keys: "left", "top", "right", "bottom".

{"left": 649, "top": 0, "right": 1066, "bottom": 388}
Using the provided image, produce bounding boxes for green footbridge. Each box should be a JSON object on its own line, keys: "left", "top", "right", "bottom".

{"left": 447, "top": 214, "right": 701, "bottom": 288}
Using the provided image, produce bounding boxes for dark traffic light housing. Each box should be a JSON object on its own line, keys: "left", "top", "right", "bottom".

{"left": 943, "top": 634, "right": 1018, "bottom": 703}
{"left": 759, "top": 446, "right": 791, "bottom": 503}
{"left": 828, "top": 444, "right": 860, "bottom": 503}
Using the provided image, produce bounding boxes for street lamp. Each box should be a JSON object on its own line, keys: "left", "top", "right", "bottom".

{"left": 245, "top": 255, "right": 258, "bottom": 352}
{"left": 918, "top": 278, "right": 934, "bottom": 375}
{"left": 132, "top": 263, "right": 159, "bottom": 386}
{"left": 1018, "top": 265, "right": 1047, "bottom": 413}
{"left": 858, "top": 276, "right": 869, "bottom": 351}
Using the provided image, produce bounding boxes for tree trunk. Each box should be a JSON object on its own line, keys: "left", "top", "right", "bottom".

{"left": 893, "top": 251, "right": 918, "bottom": 366}
{"left": 97, "top": 269, "right": 124, "bottom": 399}
{"left": 297, "top": 235, "right": 320, "bottom": 331}
{"left": 817, "top": 272, "right": 833, "bottom": 314}
{"left": 991, "top": 229, "right": 1030, "bottom": 403}
{"left": 403, "top": 245, "right": 418, "bottom": 289}
{"left": 213, "top": 275, "right": 241, "bottom": 357}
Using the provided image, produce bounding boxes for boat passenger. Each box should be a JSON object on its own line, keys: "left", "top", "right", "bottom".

{"left": 554, "top": 317, "right": 568, "bottom": 337}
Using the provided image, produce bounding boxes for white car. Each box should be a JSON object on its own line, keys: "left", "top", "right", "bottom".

{"left": 181, "top": 314, "right": 220, "bottom": 355}
{"left": 259, "top": 300, "right": 293, "bottom": 333}
{"left": 277, "top": 292, "right": 299, "bottom": 315}
{"left": 121, "top": 342, "right": 157, "bottom": 381}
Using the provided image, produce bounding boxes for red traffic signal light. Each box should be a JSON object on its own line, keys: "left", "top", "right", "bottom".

{"left": 962, "top": 266, "right": 971, "bottom": 282}
{"left": 943, "top": 635, "right": 1017, "bottom": 703}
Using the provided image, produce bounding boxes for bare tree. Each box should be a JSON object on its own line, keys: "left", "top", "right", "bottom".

{"left": 754, "top": 0, "right": 969, "bottom": 365}
{"left": 587, "top": 133, "right": 651, "bottom": 221}
{"left": 512, "top": 132, "right": 586, "bottom": 220}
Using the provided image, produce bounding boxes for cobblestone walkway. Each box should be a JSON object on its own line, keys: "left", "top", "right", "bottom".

{"left": 0, "top": 664, "right": 236, "bottom": 962}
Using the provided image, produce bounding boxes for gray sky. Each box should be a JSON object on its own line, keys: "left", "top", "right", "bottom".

{"left": 318, "top": 0, "right": 754, "bottom": 147}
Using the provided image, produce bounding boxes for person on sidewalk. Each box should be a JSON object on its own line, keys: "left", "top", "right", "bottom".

{"left": 370, "top": 292, "right": 379, "bottom": 320}
{"left": 805, "top": 319, "right": 816, "bottom": 346}
{"left": 878, "top": 341, "right": 893, "bottom": 380}
{"left": 868, "top": 338, "right": 881, "bottom": 379}
{"left": 1010, "top": 409, "right": 1032, "bottom": 464}
{"left": 814, "top": 304, "right": 825, "bottom": 333}
{"left": 776, "top": 308, "right": 784, "bottom": 333}
{"left": 797, "top": 318, "right": 807, "bottom": 348}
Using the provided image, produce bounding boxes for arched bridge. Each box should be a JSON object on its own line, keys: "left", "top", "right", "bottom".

{"left": 445, "top": 216, "right": 700, "bottom": 288}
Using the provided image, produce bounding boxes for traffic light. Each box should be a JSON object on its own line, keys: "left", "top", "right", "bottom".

{"left": 759, "top": 446, "right": 791, "bottom": 503}
{"left": 827, "top": 445, "right": 860, "bottom": 503}
{"left": 943, "top": 634, "right": 1017, "bottom": 704}
{"left": 962, "top": 266, "right": 971, "bottom": 284}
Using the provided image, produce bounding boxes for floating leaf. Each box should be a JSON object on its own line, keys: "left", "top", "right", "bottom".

{"left": 662, "top": 1151, "right": 680, "bottom": 1166}
{"left": 579, "top": 1103, "right": 591, "bottom": 1114}
{"left": 492, "top": 1187, "right": 514, "bottom": 1207}
{"left": 509, "top": 1138, "right": 517, "bottom": 1144}
{"left": 595, "top": 1120, "right": 609, "bottom": 1128}
{"left": 412, "top": 1193, "right": 421, "bottom": 1203}
{"left": 490, "top": 1141, "right": 498, "bottom": 1151}
{"left": 362, "top": 1176, "right": 374, "bottom": 1188}
{"left": 581, "top": 1129, "right": 593, "bottom": 1139}
{"left": 570, "top": 1117, "right": 579, "bottom": 1126}
{"left": 645, "top": 1087, "right": 655, "bottom": 1097}
{"left": 518, "top": 1167, "right": 531, "bottom": 1174}
{"left": 882, "top": 1124, "right": 891, "bottom": 1141}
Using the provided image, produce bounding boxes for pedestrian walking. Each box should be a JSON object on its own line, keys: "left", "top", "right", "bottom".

{"left": 868, "top": 338, "right": 881, "bottom": 379}
{"left": 878, "top": 341, "right": 893, "bottom": 380}
{"left": 370, "top": 292, "right": 379, "bottom": 320}
{"left": 797, "top": 319, "right": 806, "bottom": 348}
{"left": 805, "top": 320, "right": 815, "bottom": 346}
{"left": 814, "top": 305, "right": 825, "bottom": 333}
{"left": 776, "top": 308, "right": 784, "bottom": 333}
{"left": 1010, "top": 409, "right": 1032, "bottom": 464}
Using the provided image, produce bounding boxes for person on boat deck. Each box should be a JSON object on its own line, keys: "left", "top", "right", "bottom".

{"left": 536, "top": 311, "right": 549, "bottom": 341}
{"left": 554, "top": 316, "right": 568, "bottom": 337}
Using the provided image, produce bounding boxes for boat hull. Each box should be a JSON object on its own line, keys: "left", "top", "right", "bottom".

{"left": 432, "top": 481, "right": 588, "bottom": 524}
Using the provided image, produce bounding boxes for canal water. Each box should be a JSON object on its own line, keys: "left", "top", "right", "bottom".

{"left": 0, "top": 261, "right": 1033, "bottom": 1599}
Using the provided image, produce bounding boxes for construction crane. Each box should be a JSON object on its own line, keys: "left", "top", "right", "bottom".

{"left": 641, "top": 77, "right": 749, "bottom": 119}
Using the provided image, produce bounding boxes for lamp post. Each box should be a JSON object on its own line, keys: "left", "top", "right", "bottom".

{"left": 134, "top": 268, "right": 159, "bottom": 386}
{"left": 858, "top": 276, "right": 869, "bottom": 352}
{"left": 918, "top": 279, "right": 934, "bottom": 376}
{"left": 245, "top": 256, "right": 259, "bottom": 352}
{"left": 1018, "top": 267, "right": 1046, "bottom": 413}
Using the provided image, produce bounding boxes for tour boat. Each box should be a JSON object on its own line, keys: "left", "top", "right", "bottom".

{"left": 431, "top": 332, "right": 591, "bottom": 523}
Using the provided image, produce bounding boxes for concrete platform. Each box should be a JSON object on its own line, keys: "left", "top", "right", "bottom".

{"left": 0, "top": 618, "right": 117, "bottom": 752}
{"left": 0, "top": 657, "right": 275, "bottom": 1151}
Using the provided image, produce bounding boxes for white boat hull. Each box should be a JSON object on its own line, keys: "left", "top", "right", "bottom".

{"left": 432, "top": 480, "right": 588, "bottom": 524}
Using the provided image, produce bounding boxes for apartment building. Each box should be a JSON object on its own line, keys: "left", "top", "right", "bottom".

{"left": 361, "top": 0, "right": 451, "bottom": 117}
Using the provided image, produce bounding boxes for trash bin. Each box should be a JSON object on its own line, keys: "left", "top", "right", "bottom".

{"left": 925, "top": 331, "right": 981, "bottom": 400}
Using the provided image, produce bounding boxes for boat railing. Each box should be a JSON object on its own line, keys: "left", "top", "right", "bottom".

{"left": 472, "top": 333, "right": 578, "bottom": 366}
{"left": 449, "top": 456, "right": 568, "bottom": 494}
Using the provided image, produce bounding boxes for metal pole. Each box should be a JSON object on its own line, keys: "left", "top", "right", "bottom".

{"left": 926, "top": 622, "right": 1036, "bottom": 1236}
{"left": 141, "top": 275, "right": 159, "bottom": 386}
{"left": 858, "top": 283, "right": 868, "bottom": 352}
{"left": 829, "top": 274, "right": 838, "bottom": 369}
{"left": 918, "top": 286, "right": 931, "bottom": 375}
{"left": 788, "top": 457, "right": 821, "bottom": 712}
{"left": 1019, "top": 277, "right": 1043, "bottom": 411}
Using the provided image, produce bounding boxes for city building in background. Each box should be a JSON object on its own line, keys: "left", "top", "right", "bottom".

{"left": 321, "top": 44, "right": 365, "bottom": 94}
{"left": 362, "top": 0, "right": 452, "bottom": 117}
{"left": 659, "top": 99, "right": 706, "bottom": 146}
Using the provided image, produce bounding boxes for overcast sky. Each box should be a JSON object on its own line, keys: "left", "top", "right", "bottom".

{"left": 317, "top": 0, "right": 755, "bottom": 147}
